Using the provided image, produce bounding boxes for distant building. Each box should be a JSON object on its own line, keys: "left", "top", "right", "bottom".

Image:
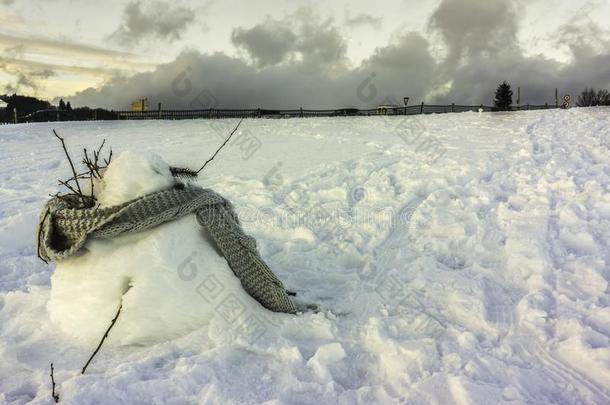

{"left": 131, "top": 98, "right": 149, "bottom": 111}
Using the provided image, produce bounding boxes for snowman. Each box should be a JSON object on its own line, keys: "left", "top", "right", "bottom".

{"left": 43, "top": 151, "right": 294, "bottom": 346}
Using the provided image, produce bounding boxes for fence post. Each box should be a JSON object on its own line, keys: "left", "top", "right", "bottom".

{"left": 420, "top": 102, "right": 424, "bottom": 114}
{"left": 158, "top": 103, "right": 162, "bottom": 119}
{"left": 451, "top": 103, "right": 455, "bottom": 112}
{"left": 545, "top": 102, "right": 548, "bottom": 109}
{"left": 258, "top": 108, "right": 261, "bottom": 118}
{"left": 555, "top": 88, "right": 558, "bottom": 107}
{"left": 526, "top": 104, "right": 530, "bottom": 110}
{"left": 517, "top": 87, "right": 521, "bottom": 108}
{"left": 13, "top": 108, "right": 17, "bottom": 124}
{"left": 300, "top": 107, "right": 303, "bottom": 118}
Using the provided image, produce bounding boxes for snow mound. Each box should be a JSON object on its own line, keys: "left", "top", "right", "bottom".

{"left": 48, "top": 151, "right": 271, "bottom": 346}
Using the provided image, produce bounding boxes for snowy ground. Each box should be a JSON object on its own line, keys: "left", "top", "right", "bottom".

{"left": 0, "top": 108, "right": 609, "bottom": 404}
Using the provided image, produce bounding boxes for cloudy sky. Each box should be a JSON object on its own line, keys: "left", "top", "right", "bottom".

{"left": 1, "top": 0, "right": 609, "bottom": 109}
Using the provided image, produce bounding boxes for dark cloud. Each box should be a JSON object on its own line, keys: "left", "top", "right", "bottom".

{"left": 231, "top": 19, "right": 297, "bottom": 68}
{"left": 344, "top": 12, "right": 382, "bottom": 29}
{"left": 430, "top": 0, "right": 519, "bottom": 64}
{"left": 68, "top": 32, "right": 436, "bottom": 110}
{"left": 67, "top": 0, "right": 610, "bottom": 109}
{"left": 230, "top": 8, "right": 348, "bottom": 74}
{"left": 3, "top": 68, "right": 55, "bottom": 94}
{"left": 556, "top": 13, "right": 610, "bottom": 60}
{"left": 356, "top": 32, "right": 437, "bottom": 105}
{"left": 428, "top": 0, "right": 610, "bottom": 104}
{"left": 0, "top": 44, "right": 56, "bottom": 93}
{"left": 67, "top": 51, "right": 359, "bottom": 109}
{"left": 110, "top": 0, "right": 195, "bottom": 45}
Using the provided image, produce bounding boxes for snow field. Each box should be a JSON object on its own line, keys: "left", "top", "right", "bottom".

{"left": 0, "top": 108, "right": 609, "bottom": 404}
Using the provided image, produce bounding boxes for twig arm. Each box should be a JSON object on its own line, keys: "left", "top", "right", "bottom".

{"left": 53, "top": 130, "right": 84, "bottom": 202}
{"left": 195, "top": 117, "right": 244, "bottom": 174}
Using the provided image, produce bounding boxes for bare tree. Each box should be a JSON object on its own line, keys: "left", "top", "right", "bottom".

{"left": 597, "top": 89, "right": 610, "bottom": 106}
{"left": 577, "top": 87, "right": 610, "bottom": 107}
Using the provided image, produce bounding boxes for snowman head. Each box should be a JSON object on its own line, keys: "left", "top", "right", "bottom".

{"left": 95, "top": 151, "right": 176, "bottom": 207}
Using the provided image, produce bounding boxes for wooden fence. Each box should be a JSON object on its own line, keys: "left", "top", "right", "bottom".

{"left": 1, "top": 103, "right": 561, "bottom": 124}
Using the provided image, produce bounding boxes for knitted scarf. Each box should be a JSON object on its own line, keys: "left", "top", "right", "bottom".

{"left": 37, "top": 184, "right": 296, "bottom": 314}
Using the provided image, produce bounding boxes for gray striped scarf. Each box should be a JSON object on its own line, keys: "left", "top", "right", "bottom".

{"left": 37, "top": 184, "right": 296, "bottom": 314}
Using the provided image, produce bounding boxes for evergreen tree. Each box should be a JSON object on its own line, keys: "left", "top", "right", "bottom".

{"left": 59, "top": 98, "right": 66, "bottom": 110}
{"left": 493, "top": 81, "right": 513, "bottom": 111}
{"left": 66, "top": 101, "right": 72, "bottom": 110}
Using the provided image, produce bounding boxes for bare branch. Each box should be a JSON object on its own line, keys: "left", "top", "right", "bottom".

{"left": 57, "top": 180, "right": 80, "bottom": 195}
{"left": 94, "top": 139, "right": 106, "bottom": 167}
{"left": 105, "top": 149, "right": 113, "bottom": 166}
{"left": 89, "top": 173, "right": 94, "bottom": 198}
{"left": 53, "top": 130, "right": 86, "bottom": 206}
{"left": 81, "top": 304, "right": 122, "bottom": 374}
{"left": 195, "top": 117, "right": 244, "bottom": 174}
{"left": 50, "top": 363, "right": 59, "bottom": 403}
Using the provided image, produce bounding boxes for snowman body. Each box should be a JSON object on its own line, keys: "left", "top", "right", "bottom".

{"left": 47, "top": 151, "right": 261, "bottom": 345}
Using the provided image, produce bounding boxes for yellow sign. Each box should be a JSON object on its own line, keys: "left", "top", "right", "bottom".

{"left": 131, "top": 98, "right": 149, "bottom": 111}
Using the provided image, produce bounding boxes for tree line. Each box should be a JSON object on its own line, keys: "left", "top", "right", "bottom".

{"left": 493, "top": 82, "right": 610, "bottom": 110}
{"left": 0, "top": 94, "right": 116, "bottom": 122}
{"left": 576, "top": 88, "right": 610, "bottom": 107}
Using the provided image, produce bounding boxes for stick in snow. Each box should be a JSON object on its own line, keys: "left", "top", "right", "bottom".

{"left": 50, "top": 363, "right": 59, "bottom": 403}
{"left": 81, "top": 304, "right": 122, "bottom": 374}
